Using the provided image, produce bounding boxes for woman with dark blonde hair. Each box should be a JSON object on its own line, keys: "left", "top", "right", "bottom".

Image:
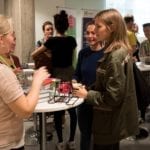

{"left": 73, "top": 9, "right": 138, "bottom": 150}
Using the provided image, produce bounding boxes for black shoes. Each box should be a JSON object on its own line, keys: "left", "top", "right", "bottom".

{"left": 135, "top": 126, "right": 149, "bottom": 140}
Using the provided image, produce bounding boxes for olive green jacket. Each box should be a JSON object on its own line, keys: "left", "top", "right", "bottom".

{"left": 86, "top": 47, "right": 138, "bottom": 144}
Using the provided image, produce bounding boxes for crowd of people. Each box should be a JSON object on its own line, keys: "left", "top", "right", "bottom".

{"left": 0, "top": 7, "right": 150, "bottom": 150}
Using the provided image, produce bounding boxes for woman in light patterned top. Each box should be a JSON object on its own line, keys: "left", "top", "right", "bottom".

{"left": 0, "top": 14, "right": 50, "bottom": 150}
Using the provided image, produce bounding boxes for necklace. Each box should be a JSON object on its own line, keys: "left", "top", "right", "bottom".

{"left": 0, "top": 55, "right": 16, "bottom": 69}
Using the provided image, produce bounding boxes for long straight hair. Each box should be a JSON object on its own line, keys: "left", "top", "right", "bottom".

{"left": 95, "top": 9, "right": 131, "bottom": 53}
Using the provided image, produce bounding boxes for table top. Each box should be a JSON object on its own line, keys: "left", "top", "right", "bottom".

{"left": 34, "top": 89, "right": 84, "bottom": 113}
{"left": 136, "top": 62, "right": 150, "bottom": 72}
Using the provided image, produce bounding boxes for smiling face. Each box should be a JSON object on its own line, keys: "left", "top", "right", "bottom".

{"left": 143, "top": 26, "right": 150, "bottom": 40}
{"left": 0, "top": 16, "right": 16, "bottom": 55}
{"left": 85, "top": 24, "right": 97, "bottom": 46}
{"left": 0, "top": 31, "right": 16, "bottom": 54}
{"left": 43, "top": 24, "right": 54, "bottom": 40}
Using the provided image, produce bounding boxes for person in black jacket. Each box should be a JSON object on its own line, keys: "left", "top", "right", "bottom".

{"left": 32, "top": 10, "right": 77, "bottom": 150}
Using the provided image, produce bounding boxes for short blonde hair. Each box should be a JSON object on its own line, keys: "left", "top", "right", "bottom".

{"left": 0, "top": 15, "right": 12, "bottom": 35}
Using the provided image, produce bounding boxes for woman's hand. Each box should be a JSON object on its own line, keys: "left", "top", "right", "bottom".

{"left": 72, "top": 85, "right": 88, "bottom": 99}
{"left": 32, "top": 66, "right": 50, "bottom": 86}
{"left": 13, "top": 67, "right": 22, "bottom": 74}
{"left": 31, "top": 45, "right": 46, "bottom": 58}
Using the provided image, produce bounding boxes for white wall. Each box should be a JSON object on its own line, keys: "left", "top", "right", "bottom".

{"left": 0, "top": 0, "right": 4, "bottom": 14}
{"left": 0, "top": 0, "right": 105, "bottom": 60}
{"left": 65, "top": 0, "right": 105, "bottom": 51}
{"left": 35, "top": 0, "right": 106, "bottom": 52}
{"left": 106, "top": 0, "right": 150, "bottom": 41}
{"left": 35, "top": 0, "right": 65, "bottom": 43}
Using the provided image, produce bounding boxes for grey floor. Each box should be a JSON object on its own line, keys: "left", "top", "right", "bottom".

{"left": 24, "top": 112, "right": 80, "bottom": 150}
{"left": 24, "top": 111, "right": 150, "bottom": 150}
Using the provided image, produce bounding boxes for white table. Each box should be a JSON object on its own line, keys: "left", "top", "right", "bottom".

{"left": 136, "top": 62, "right": 150, "bottom": 72}
{"left": 34, "top": 91, "right": 84, "bottom": 150}
{"left": 136, "top": 62, "right": 150, "bottom": 87}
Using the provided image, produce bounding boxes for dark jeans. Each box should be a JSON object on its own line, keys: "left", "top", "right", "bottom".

{"left": 93, "top": 142, "right": 119, "bottom": 150}
{"left": 54, "top": 107, "right": 77, "bottom": 142}
{"left": 11, "top": 146, "right": 24, "bottom": 150}
{"left": 77, "top": 103, "right": 93, "bottom": 150}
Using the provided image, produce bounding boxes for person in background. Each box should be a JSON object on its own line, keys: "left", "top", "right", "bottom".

{"left": 132, "top": 23, "right": 140, "bottom": 61}
{"left": 124, "top": 15, "right": 140, "bottom": 61}
{"left": 73, "top": 9, "right": 138, "bottom": 150}
{"left": 34, "top": 21, "right": 54, "bottom": 73}
{"left": 32, "top": 10, "right": 77, "bottom": 150}
{"left": 124, "top": 15, "right": 141, "bottom": 62}
{"left": 0, "top": 14, "right": 50, "bottom": 150}
{"left": 36, "top": 21, "right": 54, "bottom": 48}
{"left": 35, "top": 20, "right": 54, "bottom": 141}
{"left": 125, "top": 18, "right": 150, "bottom": 124}
{"left": 124, "top": 15, "right": 137, "bottom": 52}
{"left": 138, "top": 23, "right": 150, "bottom": 120}
{"left": 139, "top": 23, "right": 150, "bottom": 57}
{"left": 72, "top": 20, "right": 104, "bottom": 150}
{"left": 132, "top": 23, "right": 139, "bottom": 34}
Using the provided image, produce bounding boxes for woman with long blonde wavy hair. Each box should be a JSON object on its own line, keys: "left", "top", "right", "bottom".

{"left": 73, "top": 9, "right": 138, "bottom": 150}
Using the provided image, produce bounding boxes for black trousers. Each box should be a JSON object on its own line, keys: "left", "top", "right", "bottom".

{"left": 77, "top": 103, "right": 93, "bottom": 150}
{"left": 54, "top": 107, "right": 77, "bottom": 142}
{"left": 93, "top": 142, "right": 119, "bottom": 150}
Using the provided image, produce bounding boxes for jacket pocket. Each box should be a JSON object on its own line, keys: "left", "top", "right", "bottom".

{"left": 93, "top": 109, "right": 112, "bottom": 135}
{"left": 95, "top": 67, "right": 106, "bottom": 89}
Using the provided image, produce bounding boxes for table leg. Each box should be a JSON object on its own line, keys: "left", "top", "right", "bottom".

{"left": 33, "top": 113, "right": 38, "bottom": 131}
{"left": 40, "top": 112, "right": 46, "bottom": 150}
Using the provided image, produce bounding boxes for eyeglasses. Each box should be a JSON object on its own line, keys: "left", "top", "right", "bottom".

{"left": 0, "top": 29, "right": 14, "bottom": 37}
{"left": 0, "top": 31, "right": 10, "bottom": 37}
